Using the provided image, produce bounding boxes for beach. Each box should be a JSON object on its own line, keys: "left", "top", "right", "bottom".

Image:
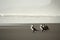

{"left": 0, "top": 23, "right": 60, "bottom": 40}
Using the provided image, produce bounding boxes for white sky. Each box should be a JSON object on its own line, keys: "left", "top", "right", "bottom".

{"left": 0, "top": 0, "right": 60, "bottom": 16}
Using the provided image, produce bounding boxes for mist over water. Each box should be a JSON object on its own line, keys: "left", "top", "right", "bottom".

{"left": 0, "top": 16, "right": 60, "bottom": 23}
{"left": 0, "top": 0, "right": 60, "bottom": 16}
{"left": 0, "top": 0, "right": 60, "bottom": 24}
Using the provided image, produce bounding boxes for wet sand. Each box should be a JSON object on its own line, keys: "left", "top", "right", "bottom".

{"left": 0, "top": 23, "right": 60, "bottom": 40}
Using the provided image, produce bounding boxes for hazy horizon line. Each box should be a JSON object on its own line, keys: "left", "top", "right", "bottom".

{"left": 0, "top": 14, "right": 60, "bottom": 17}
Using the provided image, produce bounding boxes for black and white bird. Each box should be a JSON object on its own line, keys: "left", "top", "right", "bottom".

{"left": 40, "top": 24, "right": 49, "bottom": 32}
{"left": 30, "top": 24, "right": 37, "bottom": 32}
{"left": 40, "top": 24, "right": 44, "bottom": 32}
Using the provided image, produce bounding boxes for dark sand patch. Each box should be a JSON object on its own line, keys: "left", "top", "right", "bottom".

{"left": 0, "top": 23, "right": 60, "bottom": 40}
